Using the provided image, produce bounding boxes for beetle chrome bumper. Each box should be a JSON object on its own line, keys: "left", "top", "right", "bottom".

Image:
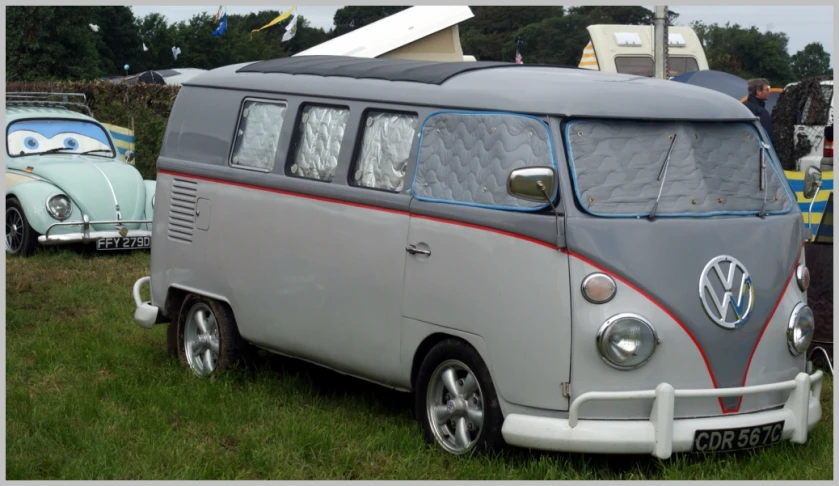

{"left": 132, "top": 276, "right": 169, "bottom": 329}
{"left": 38, "top": 215, "right": 152, "bottom": 245}
{"left": 501, "top": 370, "right": 824, "bottom": 459}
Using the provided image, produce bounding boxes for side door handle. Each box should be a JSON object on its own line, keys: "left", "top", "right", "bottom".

{"left": 406, "top": 244, "right": 431, "bottom": 256}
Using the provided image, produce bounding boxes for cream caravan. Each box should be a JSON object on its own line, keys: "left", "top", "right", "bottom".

{"left": 579, "top": 24, "right": 709, "bottom": 77}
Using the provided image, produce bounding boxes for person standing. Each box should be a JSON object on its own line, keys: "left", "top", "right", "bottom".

{"left": 743, "top": 78, "right": 774, "bottom": 143}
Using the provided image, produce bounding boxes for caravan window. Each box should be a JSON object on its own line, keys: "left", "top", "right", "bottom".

{"left": 667, "top": 56, "right": 699, "bottom": 76}
{"left": 614, "top": 57, "right": 655, "bottom": 77}
{"left": 288, "top": 104, "right": 350, "bottom": 182}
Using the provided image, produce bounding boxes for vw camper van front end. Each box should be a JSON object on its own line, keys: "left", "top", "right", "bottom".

{"left": 131, "top": 56, "right": 825, "bottom": 459}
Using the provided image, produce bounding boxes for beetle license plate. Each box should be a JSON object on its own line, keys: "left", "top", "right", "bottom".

{"left": 96, "top": 236, "right": 151, "bottom": 251}
{"left": 692, "top": 421, "right": 784, "bottom": 453}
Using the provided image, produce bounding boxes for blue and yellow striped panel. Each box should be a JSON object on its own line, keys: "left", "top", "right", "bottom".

{"left": 785, "top": 169, "right": 834, "bottom": 241}
{"left": 101, "top": 123, "right": 135, "bottom": 163}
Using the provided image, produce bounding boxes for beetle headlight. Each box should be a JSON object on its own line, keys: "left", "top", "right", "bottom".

{"left": 787, "top": 303, "right": 815, "bottom": 356}
{"left": 596, "top": 313, "right": 659, "bottom": 370}
{"left": 46, "top": 194, "right": 72, "bottom": 220}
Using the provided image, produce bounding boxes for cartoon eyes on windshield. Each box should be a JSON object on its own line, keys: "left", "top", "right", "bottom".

{"left": 63, "top": 137, "right": 79, "bottom": 150}
{"left": 24, "top": 137, "right": 39, "bottom": 150}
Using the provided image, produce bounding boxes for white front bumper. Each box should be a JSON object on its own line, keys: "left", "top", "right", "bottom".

{"left": 501, "top": 370, "right": 824, "bottom": 459}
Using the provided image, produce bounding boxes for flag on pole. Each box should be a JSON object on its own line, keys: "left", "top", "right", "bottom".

{"left": 211, "top": 7, "right": 228, "bottom": 37}
{"left": 142, "top": 42, "right": 148, "bottom": 52}
{"left": 172, "top": 46, "right": 181, "bottom": 60}
{"left": 515, "top": 36, "right": 523, "bottom": 64}
{"left": 281, "top": 14, "right": 298, "bottom": 42}
{"left": 250, "top": 6, "right": 295, "bottom": 39}
{"left": 214, "top": 6, "right": 224, "bottom": 23}
{"left": 89, "top": 24, "right": 100, "bottom": 32}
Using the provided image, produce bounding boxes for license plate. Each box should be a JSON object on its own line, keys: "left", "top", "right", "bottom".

{"left": 692, "top": 421, "right": 784, "bottom": 453}
{"left": 96, "top": 236, "right": 151, "bottom": 251}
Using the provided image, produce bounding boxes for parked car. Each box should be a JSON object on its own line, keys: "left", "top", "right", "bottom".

{"left": 132, "top": 56, "right": 824, "bottom": 459}
{"left": 5, "top": 92, "right": 155, "bottom": 256}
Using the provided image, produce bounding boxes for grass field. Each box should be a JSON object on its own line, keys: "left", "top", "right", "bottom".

{"left": 5, "top": 248, "right": 835, "bottom": 480}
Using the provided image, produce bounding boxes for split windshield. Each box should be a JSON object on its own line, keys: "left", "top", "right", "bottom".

{"left": 7, "top": 119, "right": 115, "bottom": 158}
{"left": 563, "top": 119, "right": 795, "bottom": 218}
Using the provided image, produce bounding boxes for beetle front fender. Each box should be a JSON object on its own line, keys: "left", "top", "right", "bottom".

{"left": 6, "top": 180, "right": 75, "bottom": 235}
{"left": 143, "top": 180, "right": 157, "bottom": 223}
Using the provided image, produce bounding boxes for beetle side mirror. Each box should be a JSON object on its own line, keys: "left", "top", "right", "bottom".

{"left": 507, "top": 166, "right": 557, "bottom": 203}
{"left": 124, "top": 150, "right": 135, "bottom": 164}
{"left": 803, "top": 166, "right": 822, "bottom": 200}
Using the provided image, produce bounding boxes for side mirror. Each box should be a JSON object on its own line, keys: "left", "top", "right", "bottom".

{"left": 803, "top": 166, "right": 822, "bottom": 199}
{"left": 124, "top": 150, "right": 135, "bottom": 164}
{"left": 507, "top": 166, "right": 557, "bottom": 202}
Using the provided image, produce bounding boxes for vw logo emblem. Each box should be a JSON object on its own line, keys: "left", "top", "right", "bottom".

{"left": 699, "top": 255, "right": 755, "bottom": 329}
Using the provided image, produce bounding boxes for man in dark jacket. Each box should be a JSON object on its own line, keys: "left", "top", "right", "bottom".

{"left": 743, "top": 78, "right": 774, "bottom": 143}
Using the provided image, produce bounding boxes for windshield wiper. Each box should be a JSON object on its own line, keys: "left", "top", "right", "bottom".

{"left": 648, "top": 133, "right": 678, "bottom": 221}
{"left": 759, "top": 141, "right": 768, "bottom": 218}
{"left": 35, "top": 147, "right": 76, "bottom": 155}
{"left": 78, "top": 149, "right": 114, "bottom": 156}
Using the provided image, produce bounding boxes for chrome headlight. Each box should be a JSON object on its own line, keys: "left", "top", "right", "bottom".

{"left": 46, "top": 194, "right": 72, "bottom": 220}
{"left": 787, "top": 303, "right": 815, "bottom": 356}
{"left": 596, "top": 313, "right": 659, "bottom": 370}
{"left": 796, "top": 265, "right": 810, "bottom": 292}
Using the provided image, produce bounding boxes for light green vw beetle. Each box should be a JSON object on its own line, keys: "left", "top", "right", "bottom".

{"left": 5, "top": 93, "right": 155, "bottom": 256}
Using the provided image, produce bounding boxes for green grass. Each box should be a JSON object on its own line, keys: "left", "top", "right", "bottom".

{"left": 5, "top": 248, "right": 835, "bottom": 480}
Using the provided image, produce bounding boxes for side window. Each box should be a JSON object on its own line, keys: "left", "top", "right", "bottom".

{"left": 614, "top": 56, "right": 654, "bottom": 77}
{"left": 288, "top": 104, "right": 349, "bottom": 182}
{"left": 351, "top": 110, "right": 418, "bottom": 192}
{"left": 230, "top": 98, "right": 287, "bottom": 171}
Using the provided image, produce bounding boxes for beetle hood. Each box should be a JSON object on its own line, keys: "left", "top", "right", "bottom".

{"left": 23, "top": 155, "right": 147, "bottom": 228}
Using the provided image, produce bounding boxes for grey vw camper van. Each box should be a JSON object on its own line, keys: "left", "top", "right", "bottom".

{"left": 132, "top": 56, "right": 825, "bottom": 458}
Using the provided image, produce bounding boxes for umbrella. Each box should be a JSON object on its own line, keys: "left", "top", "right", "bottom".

{"left": 136, "top": 70, "right": 166, "bottom": 85}
{"left": 671, "top": 69, "right": 748, "bottom": 101}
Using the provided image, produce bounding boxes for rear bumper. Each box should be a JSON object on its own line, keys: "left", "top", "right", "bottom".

{"left": 501, "top": 370, "right": 824, "bottom": 459}
{"left": 38, "top": 215, "right": 152, "bottom": 245}
{"left": 131, "top": 276, "right": 169, "bottom": 329}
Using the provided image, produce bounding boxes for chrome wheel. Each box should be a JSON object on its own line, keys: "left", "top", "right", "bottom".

{"left": 6, "top": 206, "right": 25, "bottom": 254}
{"left": 426, "top": 359, "right": 485, "bottom": 454}
{"left": 183, "top": 302, "right": 221, "bottom": 377}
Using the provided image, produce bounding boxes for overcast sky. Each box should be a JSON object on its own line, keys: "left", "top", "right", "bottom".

{"left": 129, "top": 5, "right": 834, "bottom": 57}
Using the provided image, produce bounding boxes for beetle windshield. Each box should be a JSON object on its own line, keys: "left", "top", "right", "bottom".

{"left": 7, "top": 119, "right": 115, "bottom": 157}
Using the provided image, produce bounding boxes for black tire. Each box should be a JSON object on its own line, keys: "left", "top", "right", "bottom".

{"left": 174, "top": 294, "right": 253, "bottom": 376}
{"left": 6, "top": 197, "right": 38, "bottom": 257}
{"left": 414, "top": 338, "right": 504, "bottom": 455}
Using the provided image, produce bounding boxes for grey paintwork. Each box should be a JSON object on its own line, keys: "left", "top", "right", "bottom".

{"left": 148, "top": 59, "right": 808, "bottom": 421}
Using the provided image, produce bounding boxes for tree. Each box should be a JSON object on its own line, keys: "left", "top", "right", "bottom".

{"left": 7, "top": 6, "right": 102, "bottom": 81}
{"left": 567, "top": 6, "right": 679, "bottom": 25}
{"left": 690, "top": 21, "right": 794, "bottom": 85}
{"left": 502, "top": 13, "right": 592, "bottom": 66}
{"left": 93, "top": 7, "right": 143, "bottom": 76}
{"left": 459, "top": 6, "right": 565, "bottom": 62}
{"left": 791, "top": 42, "right": 832, "bottom": 79}
{"left": 331, "top": 6, "right": 410, "bottom": 37}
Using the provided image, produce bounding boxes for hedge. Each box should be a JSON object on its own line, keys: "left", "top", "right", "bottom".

{"left": 7, "top": 81, "right": 181, "bottom": 180}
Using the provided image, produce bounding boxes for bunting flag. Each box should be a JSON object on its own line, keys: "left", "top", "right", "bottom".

{"left": 89, "top": 24, "right": 100, "bottom": 32}
{"left": 281, "top": 14, "right": 298, "bottom": 42}
{"left": 172, "top": 46, "right": 181, "bottom": 60}
{"left": 142, "top": 42, "right": 148, "bottom": 52}
{"left": 211, "top": 7, "right": 228, "bottom": 37}
{"left": 250, "top": 6, "right": 295, "bottom": 39}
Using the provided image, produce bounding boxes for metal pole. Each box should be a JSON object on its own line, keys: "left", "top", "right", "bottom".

{"left": 654, "top": 6, "right": 667, "bottom": 79}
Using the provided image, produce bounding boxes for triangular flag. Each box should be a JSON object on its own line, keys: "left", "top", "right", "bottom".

{"left": 282, "top": 15, "right": 298, "bottom": 42}
{"left": 89, "top": 24, "right": 100, "bottom": 32}
{"left": 251, "top": 6, "right": 295, "bottom": 38}
{"left": 214, "top": 6, "right": 225, "bottom": 23}
{"left": 143, "top": 42, "right": 148, "bottom": 52}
